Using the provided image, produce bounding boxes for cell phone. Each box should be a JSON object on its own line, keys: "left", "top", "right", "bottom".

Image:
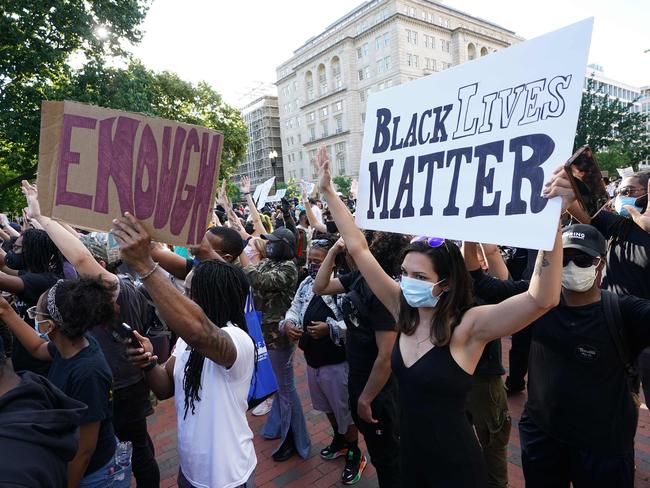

{"left": 564, "top": 145, "right": 610, "bottom": 217}
{"left": 118, "top": 322, "right": 143, "bottom": 349}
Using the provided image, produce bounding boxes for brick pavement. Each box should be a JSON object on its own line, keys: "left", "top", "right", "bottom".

{"left": 143, "top": 338, "right": 650, "bottom": 487}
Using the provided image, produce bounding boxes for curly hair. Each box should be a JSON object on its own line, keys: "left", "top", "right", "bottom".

{"left": 48, "top": 278, "right": 116, "bottom": 339}
{"left": 369, "top": 231, "right": 409, "bottom": 277}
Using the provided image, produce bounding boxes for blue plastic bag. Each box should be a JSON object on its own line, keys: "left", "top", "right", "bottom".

{"left": 245, "top": 290, "right": 278, "bottom": 410}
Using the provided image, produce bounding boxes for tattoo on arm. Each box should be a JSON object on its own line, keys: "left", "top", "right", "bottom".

{"left": 533, "top": 251, "right": 550, "bottom": 277}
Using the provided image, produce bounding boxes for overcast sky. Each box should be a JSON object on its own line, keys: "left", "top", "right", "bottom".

{"left": 131, "top": 0, "right": 649, "bottom": 106}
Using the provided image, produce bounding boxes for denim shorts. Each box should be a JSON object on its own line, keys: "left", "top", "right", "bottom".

{"left": 78, "top": 453, "right": 132, "bottom": 488}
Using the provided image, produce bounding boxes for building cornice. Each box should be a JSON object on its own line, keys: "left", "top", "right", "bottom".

{"left": 300, "top": 87, "right": 348, "bottom": 110}
{"left": 303, "top": 130, "right": 351, "bottom": 146}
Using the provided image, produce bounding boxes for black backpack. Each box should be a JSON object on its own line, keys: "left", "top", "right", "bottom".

{"left": 601, "top": 290, "right": 641, "bottom": 407}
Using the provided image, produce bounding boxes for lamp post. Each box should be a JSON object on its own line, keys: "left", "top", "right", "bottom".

{"left": 268, "top": 150, "right": 278, "bottom": 192}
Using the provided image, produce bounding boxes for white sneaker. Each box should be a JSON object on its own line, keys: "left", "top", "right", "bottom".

{"left": 252, "top": 397, "right": 273, "bottom": 416}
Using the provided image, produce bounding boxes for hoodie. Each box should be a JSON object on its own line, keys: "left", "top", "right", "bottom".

{"left": 0, "top": 371, "right": 86, "bottom": 487}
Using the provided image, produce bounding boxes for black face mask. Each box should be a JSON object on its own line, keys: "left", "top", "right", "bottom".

{"left": 5, "top": 251, "right": 26, "bottom": 271}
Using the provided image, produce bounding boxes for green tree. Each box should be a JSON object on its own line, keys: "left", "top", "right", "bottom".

{"left": 276, "top": 179, "right": 301, "bottom": 200}
{"left": 594, "top": 145, "right": 632, "bottom": 177}
{"left": 333, "top": 175, "right": 353, "bottom": 196}
{"left": 574, "top": 77, "right": 650, "bottom": 166}
{"left": 0, "top": 0, "right": 150, "bottom": 199}
{"left": 58, "top": 61, "right": 247, "bottom": 178}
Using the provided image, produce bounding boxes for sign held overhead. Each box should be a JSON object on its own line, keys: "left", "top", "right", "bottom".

{"left": 356, "top": 19, "right": 593, "bottom": 250}
{"left": 37, "top": 101, "right": 223, "bottom": 246}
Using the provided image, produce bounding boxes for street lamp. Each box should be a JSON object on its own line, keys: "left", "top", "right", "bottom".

{"left": 269, "top": 150, "right": 278, "bottom": 192}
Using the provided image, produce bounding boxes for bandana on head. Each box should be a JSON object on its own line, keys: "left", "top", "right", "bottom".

{"left": 46, "top": 280, "right": 64, "bottom": 326}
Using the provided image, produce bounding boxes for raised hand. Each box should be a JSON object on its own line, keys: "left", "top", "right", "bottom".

{"left": 624, "top": 177, "right": 650, "bottom": 233}
{"left": 314, "top": 146, "right": 332, "bottom": 194}
{"left": 542, "top": 165, "right": 577, "bottom": 212}
{"left": 21, "top": 180, "right": 42, "bottom": 219}
{"left": 110, "top": 213, "right": 154, "bottom": 275}
{"left": 240, "top": 176, "right": 251, "bottom": 195}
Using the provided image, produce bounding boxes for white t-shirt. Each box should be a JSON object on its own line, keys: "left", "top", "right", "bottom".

{"left": 311, "top": 204, "right": 324, "bottom": 224}
{"left": 172, "top": 326, "right": 256, "bottom": 488}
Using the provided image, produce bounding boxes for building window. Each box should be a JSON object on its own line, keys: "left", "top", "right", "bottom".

{"left": 361, "top": 112, "right": 366, "bottom": 124}
{"left": 335, "top": 142, "right": 347, "bottom": 175}
{"left": 332, "top": 57, "right": 342, "bottom": 89}
{"left": 377, "top": 56, "right": 391, "bottom": 74}
{"left": 407, "top": 53, "right": 419, "bottom": 67}
{"left": 334, "top": 100, "right": 343, "bottom": 112}
{"left": 307, "top": 111, "right": 315, "bottom": 122}
{"left": 335, "top": 116, "right": 343, "bottom": 134}
{"left": 318, "top": 64, "right": 327, "bottom": 95}
{"left": 305, "top": 71, "right": 314, "bottom": 101}
{"left": 358, "top": 66, "right": 370, "bottom": 81}
{"left": 406, "top": 29, "right": 418, "bottom": 45}
{"left": 357, "top": 43, "right": 369, "bottom": 59}
{"left": 319, "top": 106, "right": 328, "bottom": 118}
{"left": 321, "top": 121, "right": 328, "bottom": 138}
{"left": 405, "top": 6, "right": 416, "bottom": 17}
{"left": 425, "top": 58, "right": 437, "bottom": 71}
{"left": 309, "top": 126, "right": 316, "bottom": 141}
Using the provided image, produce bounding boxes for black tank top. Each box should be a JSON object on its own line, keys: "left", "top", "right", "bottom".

{"left": 391, "top": 337, "right": 487, "bottom": 487}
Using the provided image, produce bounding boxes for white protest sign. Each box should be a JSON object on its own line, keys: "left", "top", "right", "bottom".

{"left": 254, "top": 176, "right": 275, "bottom": 209}
{"left": 266, "top": 189, "right": 287, "bottom": 203}
{"left": 356, "top": 19, "right": 593, "bottom": 251}
{"left": 616, "top": 166, "right": 635, "bottom": 177}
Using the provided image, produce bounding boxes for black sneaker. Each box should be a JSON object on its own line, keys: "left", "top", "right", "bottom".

{"left": 320, "top": 435, "right": 348, "bottom": 460}
{"left": 341, "top": 449, "right": 367, "bottom": 485}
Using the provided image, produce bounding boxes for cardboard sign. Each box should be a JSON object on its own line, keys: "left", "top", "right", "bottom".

{"left": 616, "top": 166, "right": 635, "bottom": 177}
{"left": 356, "top": 20, "right": 593, "bottom": 250}
{"left": 254, "top": 177, "right": 275, "bottom": 209}
{"left": 37, "top": 101, "right": 222, "bottom": 246}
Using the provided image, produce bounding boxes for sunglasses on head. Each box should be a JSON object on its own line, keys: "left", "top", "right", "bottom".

{"left": 562, "top": 254, "right": 598, "bottom": 268}
{"left": 311, "top": 239, "right": 331, "bottom": 248}
{"left": 410, "top": 236, "right": 449, "bottom": 251}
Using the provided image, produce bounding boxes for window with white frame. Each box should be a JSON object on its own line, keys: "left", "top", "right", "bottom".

{"left": 335, "top": 116, "right": 343, "bottom": 133}
{"left": 319, "top": 106, "right": 328, "bottom": 118}
{"left": 335, "top": 142, "right": 347, "bottom": 174}
{"left": 307, "top": 111, "right": 315, "bottom": 122}
{"left": 334, "top": 100, "right": 343, "bottom": 112}
{"left": 309, "top": 125, "right": 316, "bottom": 141}
{"left": 321, "top": 121, "right": 328, "bottom": 138}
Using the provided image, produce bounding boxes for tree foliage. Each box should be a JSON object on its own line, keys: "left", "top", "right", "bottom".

{"left": 333, "top": 175, "right": 353, "bottom": 196}
{"left": 574, "top": 77, "right": 649, "bottom": 167}
{"left": 0, "top": 1, "right": 247, "bottom": 212}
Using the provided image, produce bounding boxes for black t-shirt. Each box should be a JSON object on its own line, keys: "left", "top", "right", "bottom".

{"left": 47, "top": 335, "right": 116, "bottom": 475}
{"left": 90, "top": 275, "right": 151, "bottom": 391}
{"left": 11, "top": 272, "right": 59, "bottom": 375}
{"left": 298, "top": 295, "right": 346, "bottom": 369}
{"left": 469, "top": 270, "right": 507, "bottom": 377}
{"left": 592, "top": 211, "right": 650, "bottom": 299}
{"left": 526, "top": 294, "right": 650, "bottom": 454}
{"left": 339, "top": 271, "right": 396, "bottom": 379}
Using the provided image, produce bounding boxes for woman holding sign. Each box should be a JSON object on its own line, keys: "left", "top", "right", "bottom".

{"left": 314, "top": 146, "right": 569, "bottom": 487}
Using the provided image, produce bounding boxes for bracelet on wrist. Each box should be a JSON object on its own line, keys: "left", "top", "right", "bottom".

{"left": 139, "top": 262, "right": 159, "bottom": 281}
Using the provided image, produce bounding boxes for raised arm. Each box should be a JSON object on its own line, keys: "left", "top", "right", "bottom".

{"left": 111, "top": 213, "right": 237, "bottom": 368}
{"left": 0, "top": 296, "right": 52, "bottom": 361}
{"left": 151, "top": 243, "right": 189, "bottom": 280}
{"left": 481, "top": 244, "right": 509, "bottom": 280}
{"left": 313, "top": 238, "right": 346, "bottom": 295}
{"left": 302, "top": 185, "right": 327, "bottom": 233}
{"left": 315, "top": 146, "right": 400, "bottom": 315}
{"left": 0, "top": 214, "right": 20, "bottom": 238}
{"left": 240, "top": 177, "right": 266, "bottom": 237}
{"left": 21, "top": 181, "right": 117, "bottom": 287}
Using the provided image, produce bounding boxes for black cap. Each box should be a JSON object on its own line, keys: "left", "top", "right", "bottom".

{"left": 262, "top": 227, "right": 296, "bottom": 249}
{"left": 562, "top": 224, "right": 607, "bottom": 258}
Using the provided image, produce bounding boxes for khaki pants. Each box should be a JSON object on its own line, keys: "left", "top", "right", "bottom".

{"left": 466, "top": 375, "right": 512, "bottom": 488}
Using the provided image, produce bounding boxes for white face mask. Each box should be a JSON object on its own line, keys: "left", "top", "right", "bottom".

{"left": 561, "top": 261, "right": 598, "bottom": 292}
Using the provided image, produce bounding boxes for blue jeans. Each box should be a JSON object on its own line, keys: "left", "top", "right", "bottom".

{"left": 78, "top": 455, "right": 132, "bottom": 488}
{"left": 261, "top": 346, "right": 311, "bottom": 459}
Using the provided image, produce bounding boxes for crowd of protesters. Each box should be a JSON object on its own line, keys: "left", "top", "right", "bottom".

{"left": 0, "top": 146, "right": 649, "bottom": 488}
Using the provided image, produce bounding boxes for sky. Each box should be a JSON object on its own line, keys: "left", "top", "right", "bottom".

{"left": 130, "top": 0, "right": 650, "bottom": 106}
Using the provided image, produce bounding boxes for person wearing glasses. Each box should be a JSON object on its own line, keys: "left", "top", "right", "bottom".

{"left": 280, "top": 235, "right": 367, "bottom": 485}
{"left": 313, "top": 146, "right": 567, "bottom": 487}
{"left": 0, "top": 278, "right": 131, "bottom": 488}
{"left": 567, "top": 171, "right": 650, "bottom": 399}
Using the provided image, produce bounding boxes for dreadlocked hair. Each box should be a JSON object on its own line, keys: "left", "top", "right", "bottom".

{"left": 183, "top": 260, "right": 250, "bottom": 418}
{"left": 23, "top": 229, "right": 63, "bottom": 275}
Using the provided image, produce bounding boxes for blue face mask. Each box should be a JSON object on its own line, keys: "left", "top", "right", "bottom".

{"left": 614, "top": 196, "right": 642, "bottom": 217}
{"left": 400, "top": 276, "right": 445, "bottom": 308}
{"left": 35, "top": 319, "right": 51, "bottom": 342}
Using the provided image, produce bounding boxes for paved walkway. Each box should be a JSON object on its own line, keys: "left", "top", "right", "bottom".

{"left": 143, "top": 338, "right": 650, "bottom": 487}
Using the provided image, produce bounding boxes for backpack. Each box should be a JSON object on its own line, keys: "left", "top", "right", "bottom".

{"left": 601, "top": 290, "right": 641, "bottom": 408}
